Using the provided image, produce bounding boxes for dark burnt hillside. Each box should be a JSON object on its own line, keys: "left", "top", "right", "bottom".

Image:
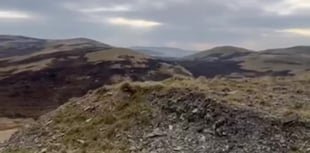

{"left": 0, "top": 39, "right": 191, "bottom": 118}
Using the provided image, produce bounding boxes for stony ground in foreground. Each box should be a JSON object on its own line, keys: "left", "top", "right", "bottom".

{"left": 0, "top": 118, "right": 34, "bottom": 144}
{"left": 1, "top": 75, "right": 310, "bottom": 153}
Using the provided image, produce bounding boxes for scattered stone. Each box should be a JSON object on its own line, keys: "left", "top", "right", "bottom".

{"left": 145, "top": 128, "right": 167, "bottom": 138}
{"left": 76, "top": 139, "right": 85, "bottom": 144}
{"left": 83, "top": 106, "right": 96, "bottom": 112}
{"left": 173, "top": 146, "right": 183, "bottom": 151}
{"left": 39, "top": 148, "right": 47, "bottom": 153}
{"left": 169, "top": 125, "right": 173, "bottom": 130}
{"left": 85, "top": 118, "right": 92, "bottom": 123}
{"left": 192, "top": 108, "right": 199, "bottom": 113}
{"left": 199, "top": 135, "right": 206, "bottom": 143}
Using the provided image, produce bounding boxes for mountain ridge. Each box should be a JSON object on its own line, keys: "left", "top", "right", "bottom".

{"left": 0, "top": 35, "right": 110, "bottom": 59}
{"left": 130, "top": 46, "right": 194, "bottom": 58}
{"left": 185, "top": 46, "right": 253, "bottom": 60}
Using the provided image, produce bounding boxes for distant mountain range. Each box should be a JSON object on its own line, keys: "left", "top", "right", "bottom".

{"left": 130, "top": 46, "right": 194, "bottom": 58}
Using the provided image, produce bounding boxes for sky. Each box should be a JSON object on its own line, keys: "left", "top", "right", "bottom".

{"left": 0, "top": 0, "right": 309, "bottom": 50}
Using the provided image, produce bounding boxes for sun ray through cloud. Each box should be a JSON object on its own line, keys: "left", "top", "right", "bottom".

{"left": 79, "top": 5, "right": 132, "bottom": 13}
{"left": 277, "top": 28, "right": 310, "bottom": 37}
{"left": 106, "top": 17, "right": 162, "bottom": 28}
{"left": 0, "top": 10, "right": 31, "bottom": 19}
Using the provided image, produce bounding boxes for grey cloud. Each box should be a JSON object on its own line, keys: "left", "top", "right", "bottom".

{"left": 0, "top": 0, "right": 309, "bottom": 50}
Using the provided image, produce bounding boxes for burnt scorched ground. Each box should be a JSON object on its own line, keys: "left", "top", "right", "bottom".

{"left": 0, "top": 55, "right": 183, "bottom": 118}
{"left": 177, "top": 60, "right": 293, "bottom": 78}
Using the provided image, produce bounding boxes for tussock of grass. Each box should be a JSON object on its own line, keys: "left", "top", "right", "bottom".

{"left": 47, "top": 83, "right": 153, "bottom": 152}
{"left": 3, "top": 82, "right": 155, "bottom": 153}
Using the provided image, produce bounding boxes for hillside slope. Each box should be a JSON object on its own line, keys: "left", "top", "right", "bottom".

{"left": 181, "top": 46, "right": 310, "bottom": 77}
{"left": 185, "top": 46, "right": 253, "bottom": 61}
{"left": 262, "top": 46, "right": 310, "bottom": 55}
{"left": 0, "top": 35, "right": 109, "bottom": 59}
{"left": 241, "top": 46, "right": 310, "bottom": 75}
{"left": 0, "top": 36, "right": 191, "bottom": 118}
{"left": 2, "top": 75, "right": 310, "bottom": 153}
{"left": 0, "top": 35, "right": 46, "bottom": 58}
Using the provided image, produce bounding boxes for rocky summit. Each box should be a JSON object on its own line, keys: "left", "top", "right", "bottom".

{"left": 2, "top": 75, "right": 310, "bottom": 153}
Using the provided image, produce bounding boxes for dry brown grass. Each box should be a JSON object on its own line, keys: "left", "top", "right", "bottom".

{"left": 241, "top": 54, "right": 310, "bottom": 74}
{"left": 0, "top": 58, "right": 54, "bottom": 76}
{"left": 85, "top": 48, "right": 151, "bottom": 68}
{"left": 2, "top": 82, "right": 155, "bottom": 153}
